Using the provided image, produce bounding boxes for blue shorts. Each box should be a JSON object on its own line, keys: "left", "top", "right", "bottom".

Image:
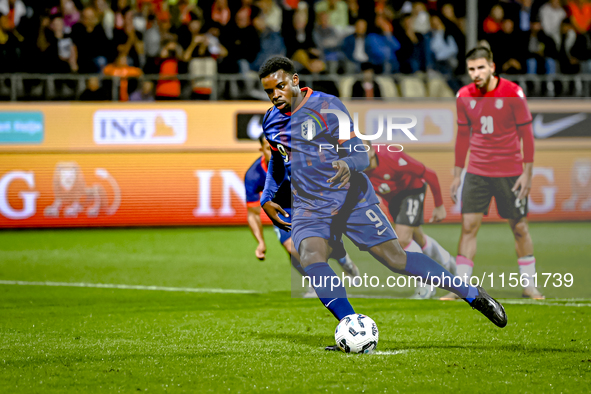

{"left": 292, "top": 204, "right": 397, "bottom": 254}
{"left": 273, "top": 208, "right": 291, "bottom": 245}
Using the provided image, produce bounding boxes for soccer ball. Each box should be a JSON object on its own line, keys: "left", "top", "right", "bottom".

{"left": 335, "top": 314, "right": 379, "bottom": 354}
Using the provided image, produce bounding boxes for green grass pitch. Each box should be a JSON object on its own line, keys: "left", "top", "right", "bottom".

{"left": 1, "top": 223, "right": 590, "bottom": 392}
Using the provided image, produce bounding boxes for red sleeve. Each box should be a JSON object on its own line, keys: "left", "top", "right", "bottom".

{"left": 422, "top": 167, "right": 443, "bottom": 207}
{"left": 511, "top": 92, "right": 533, "bottom": 126}
{"left": 517, "top": 122, "right": 534, "bottom": 163}
{"left": 456, "top": 95, "right": 469, "bottom": 126}
{"left": 455, "top": 124, "right": 470, "bottom": 168}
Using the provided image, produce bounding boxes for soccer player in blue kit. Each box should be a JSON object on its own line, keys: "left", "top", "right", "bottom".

{"left": 244, "top": 135, "right": 360, "bottom": 298}
{"left": 258, "top": 56, "right": 508, "bottom": 344}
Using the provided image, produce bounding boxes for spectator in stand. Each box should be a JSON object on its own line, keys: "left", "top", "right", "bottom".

{"left": 0, "top": 12, "right": 24, "bottom": 73}
{"left": 315, "top": 0, "right": 349, "bottom": 31}
{"left": 220, "top": 7, "right": 260, "bottom": 73}
{"left": 558, "top": 18, "right": 584, "bottom": 73}
{"left": 158, "top": 12, "right": 176, "bottom": 46}
{"left": 61, "top": 0, "right": 80, "bottom": 34}
{"left": 352, "top": 62, "right": 381, "bottom": 98}
{"left": 211, "top": 0, "right": 231, "bottom": 27}
{"left": 540, "top": 0, "right": 568, "bottom": 51}
{"left": 285, "top": 9, "right": 325, "bottom": 73}
{"left": 483, "top": 4, "right": 504, "bottom": 34}
{"left": 38, "top": 13, "right": 78, "bottom": 73}
{"left": 180, "top": 13, "right": 208, "bottom": 63}
{"left": 412, "top": 1, "right": 431, "bottom": 34}
{"left": 71, "top": 7, "right": 110, "bottom": 73}
{"left": 367, "top": 15, "right": 400, "bottom": 74}
{"left": 233, "top": 0, "right": 255, "bottom": 23}
{"left": 427, "top": 12, "right": 459, "bottom": 88}
{"left": 133, "top": 1, "right": 154, "bottom": 34}
{"left": 203, "top": 23, "right": 228, "bottom": 59}
{"left": 0, "top": 0, "right": 26, "bottom": 30}
{"left": 178, "top": 11, "right": 202, "bottom": 50}
{"left": 175, "top": 0, "right": 199, "bottom": 26}
{"left": 129, "top": 79, "right": 155, "bottom": 101}
{"left": 113, "top": 0, "right": 130, "bottom": 31}
{"left": 143, "top": 13, "right": 161, "bottom": 74}
{"left": 517, "top": 0, "right": 533, "bottom": 32}
{"left": 346, "top": 0, "right": 359, "bottom": 24}
{"left": 374, "top": 0, "right": 395, "bottom": 23}
{"left": 313, "top": 11, "right": 344, "bottom": 73}
{"left": 566, "top": 0, "right": 591, "bottom": 70}
{"left": 103, "top": 45, "right": 143, "bottom": 101}
{"left": 111, "top": 0, "right": 126, "bottom": 30}
{"left": 113, "top": 7, "right": 145, "bottom": 69}
{"left": 343, "top": 18, "right": 370, "bottom": 72}
{"left": 256, "top": 0, "right": 282, "bottom": 33}
{"left": 490, "top": 19, "right": 526, "bottom": 74}
{"left": 440, "top": 2, "right": 466, "bottom": 74}
{"left": 250, "top": 12, "right": 286, "bottom": 72}
{"left": 395, "top": 13, "right": 428, "bottom": 74}
{"left": 441, "top": 3, "right": 464, "bottom": 32}
{"left": 93, "top": 0, "right": 115, "bottom": 39}
{"left": 155, "top": 39, "right": 182, "bottom": 100}
{"left": 568, "top": 0, "right": 591, "bottom": 34}
{"left": 79, "top": 76, "right": 110, "bottom": 100}
{"left": 526, "top": 21, "right": 558, "bottom": 74}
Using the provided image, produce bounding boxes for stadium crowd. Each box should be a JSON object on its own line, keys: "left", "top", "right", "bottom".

{"left": 0, "top": 0, "right": 590, "bottom": 100}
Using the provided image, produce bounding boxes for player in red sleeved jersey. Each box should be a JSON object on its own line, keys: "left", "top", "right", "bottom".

{"left": 443, "top": 46, "right": 543, "bottom": 300}
{"left": 365, "top": 144, "right": 457, "bottom": 299}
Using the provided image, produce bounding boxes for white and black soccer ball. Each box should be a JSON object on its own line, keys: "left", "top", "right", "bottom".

{"left": 335, "top": 314, "right": 379, "bottom": 354}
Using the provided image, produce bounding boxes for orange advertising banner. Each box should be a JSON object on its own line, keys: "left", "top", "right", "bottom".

{"left": 0, "top": 150, "right": 590, "bottom": 228}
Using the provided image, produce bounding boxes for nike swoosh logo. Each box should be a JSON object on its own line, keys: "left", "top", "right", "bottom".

{"left": 247, "top": 115, "right": 263, "bottom": 140}
{"left": 532, "top": 113, "right": 587, "bottom": 139}
{"left": 324, "top": 298, "right": 337, "bottom": 308}
{"left": 377, "top": 228, "right": 387, "bottom": 235}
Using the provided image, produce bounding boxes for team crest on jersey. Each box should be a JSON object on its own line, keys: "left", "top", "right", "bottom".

{"left": 301, "top": 119, "right": 316, "bottom": 141}
{"left": 470, "top": 100, "right": 476, "bottom": 109}
{"left": 496, "top": 99, "right": 504, "bottom": 109}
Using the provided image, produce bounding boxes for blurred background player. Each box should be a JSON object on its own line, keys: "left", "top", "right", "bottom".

{"left": 445, "top": 46, "right": 543, "bottom": 301}
{"left": 365, "top": 143, "right": 456, "bottom": 299}
{"left": 244, "top": 135, "right": 359, "bottom": 297}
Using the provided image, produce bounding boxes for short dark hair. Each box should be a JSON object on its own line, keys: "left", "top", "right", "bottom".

{"left": 259, "top": 56, "right": 296, "bottom": 79}
{"left": 466, "top": 46, "right": 493, "bottom": 63}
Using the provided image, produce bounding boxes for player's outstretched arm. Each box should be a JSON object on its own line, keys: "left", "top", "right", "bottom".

{"left": 513, "top": 121, "right": 535, "bottom": 200}
{"left": 261, "top": 150, "right": 291, "bottom": 231}
{"left": 246, "top": 206, "right": 266, "bottom": 260}
{"left": 451, "top": 123, "right": 470, "bottom": 203}
{"left": 512, "top": 162, "right": 533, "bottom": 201}
{"left": 261, "top": 148, "right": 285, "bottom": 208}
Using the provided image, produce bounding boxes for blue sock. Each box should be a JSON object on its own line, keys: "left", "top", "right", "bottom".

{"left": 403, "top": 252, "right": 479, "bottom": 303}
{"left": 336, "top": 256, "right": 348, "bottom": 266}
{"left": 303, "top": 262, "right": 355, "bottom": 320}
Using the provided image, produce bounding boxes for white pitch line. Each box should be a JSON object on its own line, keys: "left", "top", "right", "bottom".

{"left": 372, "top": 350, "right": 410, "bottom": 356}
{"left": 0, "top": 280, "right": 260, "bottom": 294}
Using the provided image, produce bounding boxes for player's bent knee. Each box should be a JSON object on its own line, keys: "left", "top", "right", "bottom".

{"left": 398, "top": 235, "right": 412, "bottom": 250}
{"left": 461, "top": 220, "right": 480, "bottom": 236}
{"left": 298, "top": 238, "right": 329, "bottom": 268}
{"left": 370, "top": 240, "right": 407, "bottom": 271}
